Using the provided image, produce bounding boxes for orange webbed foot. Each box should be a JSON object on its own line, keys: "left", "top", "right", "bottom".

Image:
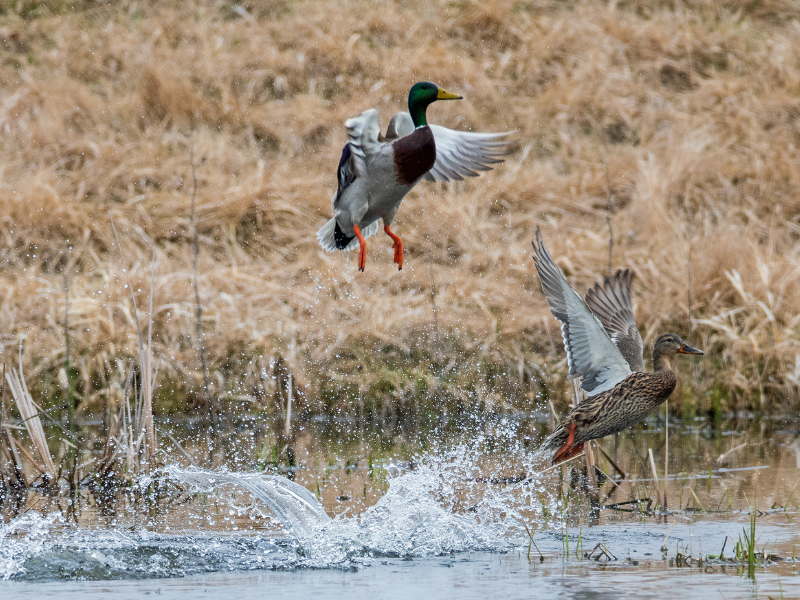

{"left": 384, "top": 225, "right": 404, "bottom": 270}
{"left": 552, "top": 422, "right": 584, "bottom": 464}
{"left": 353, "top": 224, "right": 367, "bottom": 272}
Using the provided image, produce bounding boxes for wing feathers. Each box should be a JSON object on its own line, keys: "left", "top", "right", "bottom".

{"left": 425, "top": 125, "right": 515, "bottom": 183}
{"left": 344, "top": 108, "right": 382, "bottom": 164}
{"left": 367, "top": 112, "right": 514, "bottom": 182}
{"left": 532, "top": 229, "right": 633, "bottom": 396}
{"left": 332, "top": 109, "right": 385, "bottom": 210}
{"left": 584, "top": 269, "right": 645, "bottom": 372}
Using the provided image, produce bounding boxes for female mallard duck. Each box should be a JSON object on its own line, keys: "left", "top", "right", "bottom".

{"left": 531, "top": 228, "right": 704, "bottom": 464}
{"left": 317, "top": 81, "right": 514, "bottom": 271}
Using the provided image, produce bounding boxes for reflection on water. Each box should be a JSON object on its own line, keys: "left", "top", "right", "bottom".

{"left": 0, "top": 413, "right": 798, "bottom": 598}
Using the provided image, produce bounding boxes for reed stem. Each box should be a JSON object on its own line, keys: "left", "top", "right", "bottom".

{"left": 189, "top": 147, "right": 213, "bottom": 417}
{"left": 648, "top": 448, "right": 662, "bottom": 510}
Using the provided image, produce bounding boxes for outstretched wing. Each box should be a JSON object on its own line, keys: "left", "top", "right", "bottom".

{"left": 584, "top": 269, "right": 645, "bottom": 372}
{"left": 331, "top": 144, "right": 357, "bottom": 210}
{"left": 532, "top": 228, "right": 633, "bottom": 396}
{"left": 425, "top": 124, "right": 515, "bottom": 182}
{"left": 377, "top": 112, "right": 514, "bottom": 182}
{"left": 333, "top": 109, "right": 384, "bottom": 209}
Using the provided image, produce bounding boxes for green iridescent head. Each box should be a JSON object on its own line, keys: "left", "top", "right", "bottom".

{"left": 407, "top": 81, "right": 462, "bottom": 128}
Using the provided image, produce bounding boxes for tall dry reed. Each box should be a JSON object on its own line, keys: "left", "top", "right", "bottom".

{"left": 0, "top": 0, "right": 796, "bottom": 416}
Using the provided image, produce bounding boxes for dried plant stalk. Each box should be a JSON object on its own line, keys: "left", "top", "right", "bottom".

{"left": 189, "top": 147, "right": 213, "bottom": 414}
{"left": 6, "top": 358, "right": 57, "bottom": 481}
{"left": 0, "top": 0, "right": 798, "bottom": 415}
{"left": 648, "top": 448, "right": 662, "bottom": 511}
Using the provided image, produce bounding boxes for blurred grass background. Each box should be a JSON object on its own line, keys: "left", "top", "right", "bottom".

{"left": 0, "top": 0, "right": 799, "bottom": 420}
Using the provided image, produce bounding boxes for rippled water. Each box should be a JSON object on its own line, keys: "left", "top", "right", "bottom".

{"left": 1, "top": 413, "right": 799, "bottom": 598}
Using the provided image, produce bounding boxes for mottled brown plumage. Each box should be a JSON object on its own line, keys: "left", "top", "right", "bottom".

{"left": 531, "top": 228, "right": 704, "bottom": 464}
{"left": 542, "top": 336, "right": 691, "bottom": 464}
{"left": 392, "top": 126, "right": 436, "bottom": 185}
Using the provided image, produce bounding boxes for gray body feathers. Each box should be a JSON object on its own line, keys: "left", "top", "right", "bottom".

{"left": 317, "top": 108, "right": 514, "bottom": 252}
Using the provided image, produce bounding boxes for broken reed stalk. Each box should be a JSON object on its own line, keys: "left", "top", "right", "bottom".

{"left": 539, "top": 451, "right": 585, "bottom": 474}
{"left": 585, "top": 442, "right": 598, "bottom": 493}
{"left": 277, "top": 362, "right": 296, "bottom": 475}
{"left": 110, "top": 216, "right": 157, "bottom": 473}
{"left": 428, "top": 266, "right": 441, "bottom": 364}
{"left": 97, "top": 408, "right": 118, "bottom": 480}
{"left": 661, "top": 518, "right": 678, "bottom": 551}
{"left": 547, "top": 399, "right": 557, "bottom": 432}
{"left": 688, "top": 486, "right": 705, "bottom": 511}
{"left": 604, "top": 161, "right": 614, "bottom": 278}
{"left": 96, "top": 365, "right": 151, "bottom": 484}
{"left": 94, "top": 361, "right": 124, "bottom": 485}
{"left": 6, "top": 353, "right": 56, "bottom": 482}
{"left": 0, "top": 427, "right": 24, "bottom": 490}
{"left": 594, "top": 442, "right": 625, "bottom": 480}
{"left": 648, "top": 448, "right": 662, "bottom": 510}
{"left": 0, "top": 349, "right": 25, "bottom": 490}
{"left": 9, "top": 436, "right": 49, "bottom": 478}
{"left": 141, "top": 251, "right": 157, "bottom": 468}
{"left": 62, "top": 263, "right": 76, "bottom": 491}
{"left": 122, "top": 366, "right": 135, "bottom": 475}
{"left": 593, "top": 462, "right": 631, "bottom": 499}
{"left": 283, "top": 372, "right": 293, "bottom": 440}
{"left": 189, "top": 147, "right": 213, "bottom": 416}
{"left": 715, "top": 442, "right": 747, "bottom": 469}
{"left": 664, "top": 399, "right": 669, "bottom": 510}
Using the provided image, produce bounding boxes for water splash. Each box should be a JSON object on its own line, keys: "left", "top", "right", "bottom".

{"left": 0, "top": 418, "right": 562, "bottom": 580}
{"left": 162, "top": 427, "right": 558, "bottom": 568}
{"left": 161, "top": 466, "right": 330, "bottom": 540}
{"left": 164, "top": 462, "right": 515, "bottom": 565}
{"left": 0, "top": 511, "right": 64, "bottom": 580}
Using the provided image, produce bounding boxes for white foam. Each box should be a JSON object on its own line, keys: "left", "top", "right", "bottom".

{"left": 163, "top": 438, "right": 557, "bottom": 567}
{"left": 0, "top": 510, "right": 63, "bottom": 580}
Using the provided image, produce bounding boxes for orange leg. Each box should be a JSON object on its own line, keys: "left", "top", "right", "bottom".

{"left": 353, "top": 224, "right": 367, "bottom": 272}
{"left": 384, "top": 225, "right": 403, "bottom": 270}
{"left": 552, "top": 422, "right": 584, "bottom": 464}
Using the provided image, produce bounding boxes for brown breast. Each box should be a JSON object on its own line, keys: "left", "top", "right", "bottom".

{"left": 571, "top": 369, "right": 678, "bottom": 442}
{"left": 392, "top": 126, "right": 436, "bottom": 185}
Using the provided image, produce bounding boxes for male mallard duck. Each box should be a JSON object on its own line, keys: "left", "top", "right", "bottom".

{"left": 317, "top": 81, "right": 514, "bottom": 271}
{"left": 531, "top": 228, "right": 703, "bottom": 464}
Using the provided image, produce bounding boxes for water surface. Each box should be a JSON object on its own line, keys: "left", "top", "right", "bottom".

{"left": 1, "top": 413, "right": 798, "bottom": 598}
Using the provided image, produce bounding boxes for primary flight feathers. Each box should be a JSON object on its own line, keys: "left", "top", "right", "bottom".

{"left": 531, "top": 229, "right": 633, "bottom": 396}
{"left": 584, "top": 269, "right": 645, "bottom": 373}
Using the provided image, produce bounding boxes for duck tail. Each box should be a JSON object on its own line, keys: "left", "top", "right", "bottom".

{"left": 317, "top": 218, "right": 338, "bottom": 252}
{"left": 538, "top": 425, "right": 569, "bottom": 464}
{"left": 540, "top": 427, "right": 566, "bottom": 454}
{"left": 317, "top": 219, "right": 380, "bottom": 252}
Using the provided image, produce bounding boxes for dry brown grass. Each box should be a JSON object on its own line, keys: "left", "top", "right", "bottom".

{"left": 0, "top": 0, "right": 798, "bottom": 417}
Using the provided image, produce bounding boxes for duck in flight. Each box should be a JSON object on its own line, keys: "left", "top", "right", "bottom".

{"left": 317, "top": 81, "right": 514, "bottom": 271}
{"left": 531, "top": 228, "right": 704, "bottom": 464}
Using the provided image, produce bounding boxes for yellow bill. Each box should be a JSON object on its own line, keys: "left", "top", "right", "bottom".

{"left": 437, "top": 88, "right": 463, "bottom": 100}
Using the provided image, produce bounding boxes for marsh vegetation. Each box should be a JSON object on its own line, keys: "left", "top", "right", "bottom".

{"left": 0, "top": 1, "right": 799, "bottom": 596}
{"left": 0, "top": 0, "right": 797, "bottom": 421}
